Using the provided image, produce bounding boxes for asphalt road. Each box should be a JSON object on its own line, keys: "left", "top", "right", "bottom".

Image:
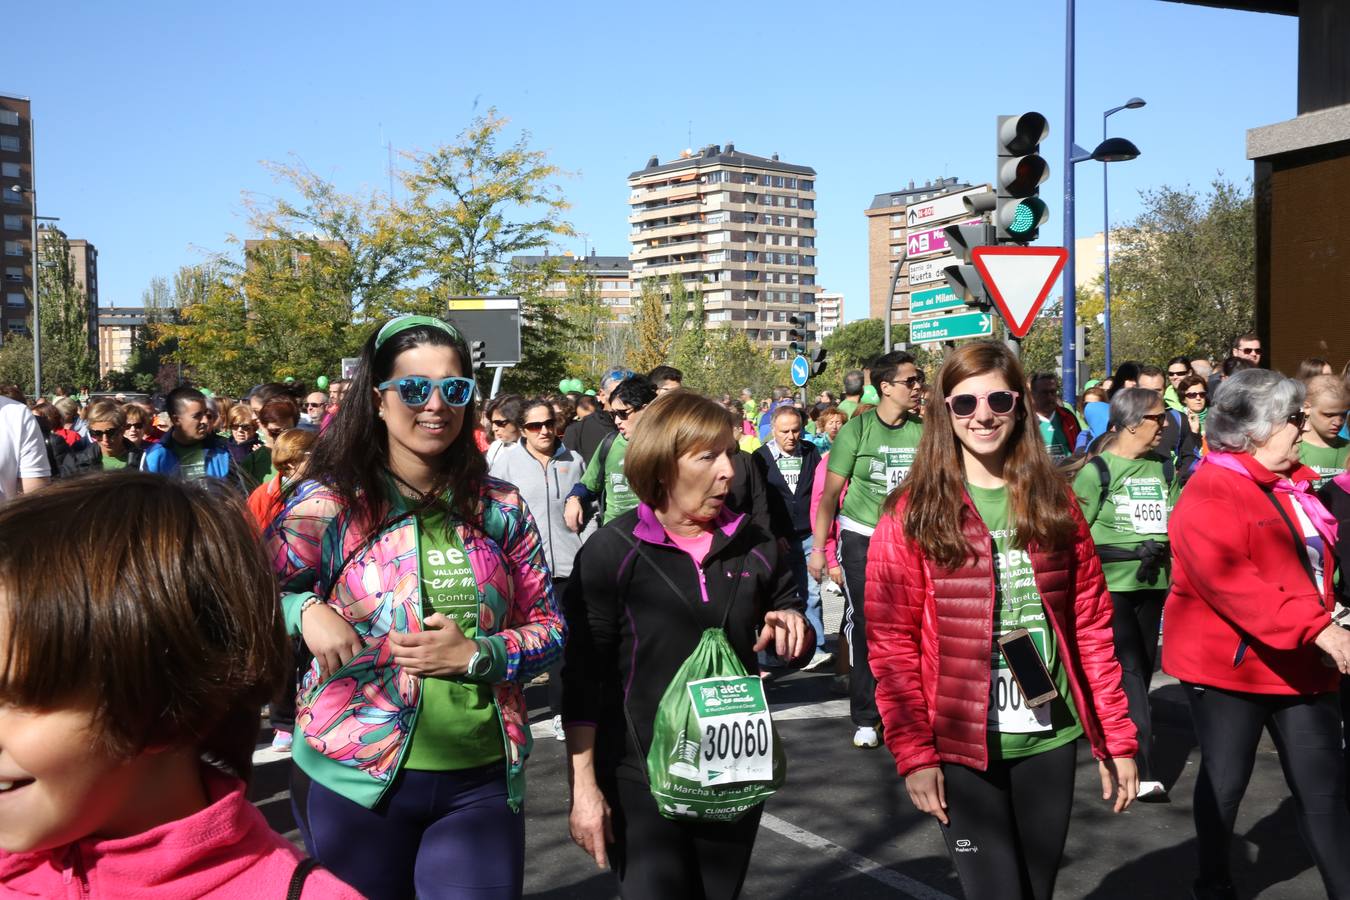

{"left": 250, "top": 663, "right": 1329, "bottom": 899}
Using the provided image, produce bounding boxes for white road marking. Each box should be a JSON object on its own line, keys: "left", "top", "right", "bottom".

{"left": 760, "top": 813, "right": 957, "bottom": 900}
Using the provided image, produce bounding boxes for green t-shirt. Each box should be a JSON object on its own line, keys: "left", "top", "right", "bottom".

{"left": 176, "top": 444, "right": 207, "bottom": 481}
{"left": 1072, "top": 452, "right": 1179, "bottom": 592}
{"left": 836, "top": 399, "right": 859, "bottom": 418}
{"left": 403, "top": 513, "right": 503, "bottom": 771}
{"left": 99, "top": 452, "right": 129, "bottom": 471}
{"left": 580, "top": 433, "right": 636, "bottom": 524}
{"left": 1300, "top": 440, "right": 1350, "bottom": 491}
{"left": 242, "top": 446, "right": 275, "bottom": 487}
{"left": 827, "top": 410, "right": 923, "bottom": 532}
{"left": 968, "top": 483, "right": 1083, "bottom": 759}
{"left": 1038, "top": 412, "right": 1071, "bottom": 462}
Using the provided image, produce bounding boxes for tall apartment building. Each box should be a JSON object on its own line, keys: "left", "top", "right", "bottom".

{"left": 0, "top": 94, "right": 33, "bottom": 342}
{"left": 97, "top": 306, "right": 148, "bottom": 377}
{"left": 628, "top": 144, "right": 819, "bottom": 360}
{"left": 865, "top": 177, "right": 977, "bottom": 325}
{"left": 510, "top": 252, "right": 634, "bottom": 322}
{"left": 816, "top": 290, "right": 843, "bottom": 340}
{"left": 38, "top": 226, "right": 100, "bottom": 367}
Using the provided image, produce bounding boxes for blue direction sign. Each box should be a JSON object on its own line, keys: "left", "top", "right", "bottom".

{"left": 909, "top": 285, "right": 965, "bottom": 317}
{"left": 910, "top": 311, "right": 994, "bottom": 343}
{"left": 791, "top": 355, "right": 809, "bottom": 387}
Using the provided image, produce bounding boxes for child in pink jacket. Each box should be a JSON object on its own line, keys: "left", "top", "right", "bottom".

{"left": 0, "top": 473, "right": 362, "bottom": 899}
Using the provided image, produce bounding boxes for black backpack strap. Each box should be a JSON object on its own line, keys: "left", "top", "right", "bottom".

{"left": 594, "top": 431, "right": 619, "bottom": 522}
{"left": 1089, "top": 455, "right": 1111, "bottom": 513}
{"left": 287, "top": 858, "right": 321, "bottom": 900}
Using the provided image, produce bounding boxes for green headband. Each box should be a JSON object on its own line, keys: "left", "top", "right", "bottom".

{"left": 374, "top": 315, "right": 462, "bottom": 353}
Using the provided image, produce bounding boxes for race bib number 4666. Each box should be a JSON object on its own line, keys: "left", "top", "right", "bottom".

{"left": 685, "top": 676, "right": 774, "bottom": 787}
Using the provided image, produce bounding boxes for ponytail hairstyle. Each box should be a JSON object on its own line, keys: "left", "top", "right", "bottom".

{"left": 302, "top": 316, "right": 486, "bottom": 527}
{"left": 889, "top": 341, "right": 1077, "bottom": 569}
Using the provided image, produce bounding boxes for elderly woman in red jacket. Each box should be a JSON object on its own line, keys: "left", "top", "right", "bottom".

{"left": 866, "top": 342, "right": 1137, "bottom": 900}
{"left": 1163, "top": 368, "right": 1350, "bottom": 900}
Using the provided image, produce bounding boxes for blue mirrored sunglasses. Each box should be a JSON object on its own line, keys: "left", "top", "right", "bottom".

{"left": 378, "top": 376, "right": 476, "bottom": 408}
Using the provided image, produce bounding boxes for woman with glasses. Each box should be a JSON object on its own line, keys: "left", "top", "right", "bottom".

{"left": 490, "top": 397, "right": 591, "bottom": 741}
{"left": 264, "top": 315, "right": 565, "bottom": 899}
{"left": 1164, "top": 369, "right": 1350, "bottom": 900}
{"left": 1070, "top": 388, "right": 1180, "bottom": 803}
{"left": 485, "top": 395, "right": 524, "bottom": 468}
{"left": 1177, "top": 375, "right": 1209, "bottom": 439}
{"left": 565, "top": 377, "right": 657, "bottom": 531}
{"left": 866, "top": 341, "right": 1137, "bottom": 900}
{"left": 226, "top": 405, "right": 263, "bottom": 466}
{"left": 59, "top": 399, "right": 143, "bottom": 475}
{"left": 122, "top": 402, "right": 157, "bottom": 449}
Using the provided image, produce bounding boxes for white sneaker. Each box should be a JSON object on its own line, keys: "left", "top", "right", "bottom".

{"left": 804, "top": 650, "right": 834, "bottom": 671}
{"left": 1137, "top": 780, "right": 1169, "bottom": 803}
{"left": 551, "top": 714, "right": 565, "bottom": 742}
{"left": 852, "top": 725, "right": 879, "bottom": 749}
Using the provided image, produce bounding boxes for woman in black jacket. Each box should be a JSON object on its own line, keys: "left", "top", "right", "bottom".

{"left": 563, "top": 390, "right": 811, "bottom": 900}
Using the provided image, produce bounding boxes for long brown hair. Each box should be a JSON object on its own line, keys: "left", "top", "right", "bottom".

{"left": 889, "top": 341, "right": 1076, "bottom": 569}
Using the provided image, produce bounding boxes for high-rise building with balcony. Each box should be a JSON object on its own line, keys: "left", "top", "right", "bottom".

{"left": 816, "top": 290, "right": 843, "bottom": 340}
{"left": 510, "top": 252, "right": 634, "bottom": 322}
{"left": 628, "top": 144, "right": 818, "bottom": 359}
{"left": 0, "top": 94, "right": 33, "bottom": 343}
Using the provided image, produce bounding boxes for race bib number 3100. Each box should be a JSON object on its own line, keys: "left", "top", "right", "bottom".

{"left": 685, "top": 676, "right": 774, "bottom": 787}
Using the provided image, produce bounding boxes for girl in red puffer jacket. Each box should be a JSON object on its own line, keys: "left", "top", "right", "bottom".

{"left": 865, "top": 342, "right": 1138, "bottom": 900}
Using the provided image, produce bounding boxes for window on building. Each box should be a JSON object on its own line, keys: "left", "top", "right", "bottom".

{"left": 1, "top": 188, "right": 20, "bottom": 205}
{"left": 785, "top": 178, "right": 796, "bottom": 189}
{"left": 1, "top": 163, "right": 18, "bottom": 178}
{"left": 0, "top": 136, "right": 19, "bottom": 152}
{"left": 800, "top": 180, "right": 813, "bottom": 191}
{"left": 6, "top": 292, "right": 24, "bottom": 307}
{"left": 800, "top": 199, "right": 814, "bottom": 210}
{"left": 0, "top": 111, "right": 18, "bottom": 127}
{"left": 3, "top": 240, "right": 20, "bottom": 256}
{"left": 3, "top": 215, "right": 21, "bottom": 231}
{"left": 4, "top": 266, "right": 21, "bottom": 282}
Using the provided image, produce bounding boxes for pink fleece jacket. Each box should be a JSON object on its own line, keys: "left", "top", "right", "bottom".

{"left": 0, "top": 769, "right": 364, "bottom": 899}
{"left": 808, "top": 450, "right": 843, "bottom": 570}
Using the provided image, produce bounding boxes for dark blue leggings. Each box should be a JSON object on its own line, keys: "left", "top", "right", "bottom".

{"left": 294, "top": 764, "right": 524, "bottom": 900}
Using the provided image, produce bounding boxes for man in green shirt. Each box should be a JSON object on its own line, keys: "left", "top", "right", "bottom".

{"left": 809, "top": 351, "right": 924, "bottom": 749}
{"left": 565, "top": 376, "right": 656, "bottom": 529}
{"left": 835, "top": 369, "right": 865, "bottom": 418}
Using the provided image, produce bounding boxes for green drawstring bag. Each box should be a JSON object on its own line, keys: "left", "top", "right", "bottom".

{"left": 644, "top": 627, "right": 786, "bottom": 822}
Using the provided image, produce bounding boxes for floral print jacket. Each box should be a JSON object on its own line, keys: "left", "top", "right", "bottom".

{"left": 265, "top": 476, "right": 566, "bottom": 810}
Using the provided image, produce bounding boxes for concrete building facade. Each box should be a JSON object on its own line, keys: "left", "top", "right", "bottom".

{"left": 97, "top": 306, "right": 148, "bottom": 377}
{"left": 627, "top": 144, "right": 818, "bottom": 359}
{"left": 511, "top": 252, "right": 634, "bottom": 322}
{"left": 0, "top": 94, "right": 33, "bottom": 342}
{"left": 816, "top": 290, "right": 843, "bottom": 340}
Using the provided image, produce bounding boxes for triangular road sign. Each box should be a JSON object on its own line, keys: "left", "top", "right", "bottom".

{"left": 971, "top": 246, "right": 1068, "bottom": 338}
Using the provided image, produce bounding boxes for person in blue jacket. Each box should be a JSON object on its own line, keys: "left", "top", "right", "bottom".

{"left": 141, "top": 386, "right": 246, "bottom": 491}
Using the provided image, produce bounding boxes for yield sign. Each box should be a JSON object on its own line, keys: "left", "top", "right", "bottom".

{"left": 971, "top": 246, "right": 1068, "bottom": 338}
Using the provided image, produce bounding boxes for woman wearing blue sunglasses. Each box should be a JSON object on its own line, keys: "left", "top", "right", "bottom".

{"left": 264, "top": 314, "right": 566, "bottom": 900}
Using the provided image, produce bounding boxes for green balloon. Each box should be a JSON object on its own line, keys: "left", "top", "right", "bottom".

{"left": 558, "top": 379, "right": 569, "bottom": 393}
{"left": 861, "top": 385, "right": 880, "bottom": 404}
{"left": 585, "top": 389, "right": 596, "bottom": 396}
{"left": 316, "top": 375, "right": 330, "bottom": 390}
{"left": 284, "top": 376, "right": 295, "bottom": 384}
{"left": 201, "top": 388, "right": 215, "bottom": 398}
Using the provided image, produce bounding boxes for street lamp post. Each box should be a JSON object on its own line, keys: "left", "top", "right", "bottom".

{"left": 1061, "top": 0, "right": 1142, "bottom": 402}
{"left": 1102, "top": 97, "right": 1146, "bottom": 374}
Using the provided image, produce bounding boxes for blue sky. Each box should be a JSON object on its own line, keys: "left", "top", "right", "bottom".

{"left": 8, "top": 0, "right": 1296, "bottom": 323}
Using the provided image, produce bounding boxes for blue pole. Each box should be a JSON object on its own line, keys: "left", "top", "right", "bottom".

{"left": 1061, "top": 0, "right": 1077, "bottom": 404}
{"left": 1103, "top": 111, "right": 1113, "bottom": 374}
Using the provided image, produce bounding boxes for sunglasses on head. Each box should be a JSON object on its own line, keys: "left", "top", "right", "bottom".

{"left": 378, "top": 376, "right": 476, "bottom": 408}
{"left": 612, "top": 405, "right": 645, "bottom": 422}
{"left": 89, "top": 428, "right": 118, "bottom": 440}
{"left": 945, "top": 390, "right": 1019, "bottom": 418}
{"left": 1183, "top": 390, "right": 1207, "bottom": 400}
{"left": 523, "top": 418, "right": 557, "bottom": 433}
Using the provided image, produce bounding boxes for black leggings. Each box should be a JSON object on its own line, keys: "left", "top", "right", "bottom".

{"left": 604, "top": 776, "right": 762, "bottom": 900}
{"left": 1185, "top": 684, "right": 1350, "bottom": 897}
{"left": 939, "top": 740, "right": 1077, "bottom": 900}
{"left": 1109, "top": 589, "right": 1164, "bottom": 781}
{"left": 839, "top": 531, "right": 878, "bottom": 727}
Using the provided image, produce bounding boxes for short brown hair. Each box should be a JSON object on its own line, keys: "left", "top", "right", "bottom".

{"left": 84, "top": 399, "right": 125, "bottom": 430}
{"left": 816, "top": 405, "right": 846, "bottom": 430}
{"left": 258, "top": 397, "right": 299, "bottom": 427}
{"left": 624, "top": 390, "right": 736, "bottom": 509}
{"left": 228, "top": 404, "right": 258, "bottom": 428}
{"left": 31, "top": 401, "right": 61, "bottom": 431}
{"left": 0, "top": 474, "right": 286, "bottom": 779}
{"left": 272, "top": 427, "right": 317, "bottom": 474}
{"left": 122, "top": 402, "right": 153, "bottom": 426}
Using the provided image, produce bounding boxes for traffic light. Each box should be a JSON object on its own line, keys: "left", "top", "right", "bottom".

{"left": 788, "top": 315, "right": 804, "bottom": 355}
{"left": 810, "top": 346, "right": 827, "bottom": 378}
{"left": 470, "top": 340, "right": 487, "bottom": 369}
{"left": 942, "top": 220, "right": 996, "bottom": 306}
{"left": 995, "top": 112, "right": 1050, "bottom": 243}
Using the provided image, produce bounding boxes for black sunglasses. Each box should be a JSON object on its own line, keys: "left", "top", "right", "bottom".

{"left": 613, "top": 405, "right": 645, "bottom": 422}
{"left": 888, "top": 373, "right": 925, "bottom": 390}
{"left": 1167, "top": 369, "right": 1189, "bottom": 377}
{"left": 1141, "top": 412, "right": 1168, "bottom": 426}
{"left": 523, "top": 418, "right": 557, "bottom": 433}
{"left": 1288, "top": 410, "right": 1308, "bottom": 431}
{"left": 89, "top": 428, "right": 118, "bottom": 440}
{"left": 491, "top": 418, "right": 513, "bottom": 429}
{"left": 1183, "top": 390, "right": 1207, "bottom": 400}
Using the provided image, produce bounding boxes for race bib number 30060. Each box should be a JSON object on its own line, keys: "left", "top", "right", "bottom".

{"left": 685, "top": 676, "right": 774, "bottom": 787}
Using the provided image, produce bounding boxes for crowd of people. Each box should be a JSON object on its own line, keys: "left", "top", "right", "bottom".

{"left": 0, "top": 318, "right": 1348, "bottom": 899}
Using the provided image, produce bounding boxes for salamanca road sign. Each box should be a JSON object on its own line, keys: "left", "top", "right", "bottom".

{"left": 909, "top": 311, "right": 993, "bottom": 343}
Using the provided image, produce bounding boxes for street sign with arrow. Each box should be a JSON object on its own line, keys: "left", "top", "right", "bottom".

{"left": 971, "top": 246, "right": 1068, "bottom": 338}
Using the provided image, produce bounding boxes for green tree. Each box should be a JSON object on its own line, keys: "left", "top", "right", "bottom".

{"left": 687, "top": 328, "right": 782, "bottom": 399}
{"left": 626, "top": 279, "right": 671, "bottom": 374}
{"left": 0, "top": 333, "right": 34, "bottom": 393}
{"left": 1109, "top": 177, "right": 1255, "bottom": 362}
{"left": 35, "top": 228, "right": 97, "bottom": 391}
{"left": 821, "top": 318, "right": 886, "bottom": 378}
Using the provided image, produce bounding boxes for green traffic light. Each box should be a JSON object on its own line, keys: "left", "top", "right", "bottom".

{"left": 1009, "top": 204, "right": 1036, "bottom": 234}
